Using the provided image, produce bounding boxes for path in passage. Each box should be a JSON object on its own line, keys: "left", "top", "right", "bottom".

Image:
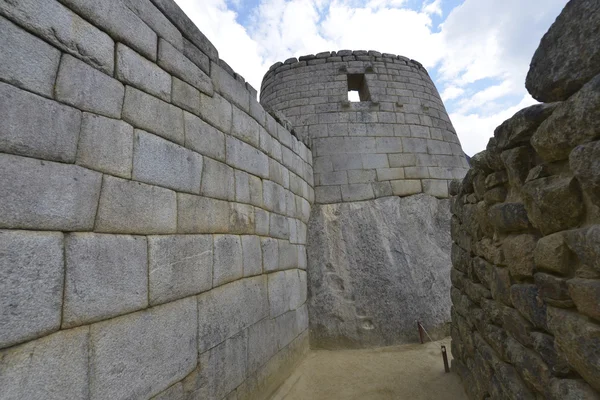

{"left": 272, "top": 338, "right": 467, "bottom": 400}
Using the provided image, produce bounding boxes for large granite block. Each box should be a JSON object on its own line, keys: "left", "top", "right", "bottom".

{"left": 213, "top": 234, "right": 243, "bottom": 287}
{"left": 226, "top": 136, "right": 270, "bottom": 179}
{"left": 0, "top": 153, "right": 102, "bottom": 231}
{"left": 246, "top": 317, "right": 278, "bottom": 375}
{"left": 242, "top": 235, "right": 263, "bottom": 277}
{"left": 122, "top": 0, "right": 183, "bottom": 51}
{"left": 211, "top": 62, "right": 250, "bottom": 112}
{"left": 0, "top": 230, "right": 64, "bottom": 349}
{"left": 63, "top": 233, "right": 148, "bottom": 327}
{"left": 116, "top": 43, "right": 171, "bottom": 101}
{"left": 200, "top": 158, "right": 235, "bottom": 200}
{"left": 183, "top": 112, "right": 226, "bottom": 161}
{"left": 177, "top": 193, "right": 230, "bottom": 233}
{"left": 232, "top": 106, "right": 260, "bottom": 147}
{"left": 0, "top": 82, "right": 81, "bottom": 163}
{"left": 158, "top": 39, "right": 213, "bottom": 95}
{"left": 199, "top": 92, "right": 232, "bottom": 133}
{"left": 172, "top": 77, "right": 200, "bottom": 114}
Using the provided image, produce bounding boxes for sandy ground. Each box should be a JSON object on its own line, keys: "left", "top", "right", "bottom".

{"left": 271, "top": 338, "right": 467, "bottom": 400}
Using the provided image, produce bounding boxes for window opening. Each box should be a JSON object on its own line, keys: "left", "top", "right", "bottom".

{"left": 347, "top": 73, "right": 371, "bottom": 102}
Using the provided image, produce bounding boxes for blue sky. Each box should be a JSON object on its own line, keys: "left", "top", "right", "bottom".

{"left": 174, "top": 0, "right": 568, "bottom": 155}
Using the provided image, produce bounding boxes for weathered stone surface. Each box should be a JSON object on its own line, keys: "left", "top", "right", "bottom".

{"left": 505, "top": 336, "right": 552, "bottom": 395}
{"left": 530, "top": 332, "right": 571, "bottom": 377}
{"left": 201, "top": 158, "right": 235, "bottom": 200}
{"left": 212, "top": 62, "right": 250, "bottom": 113}
{"left": 151, "top": 382, "right": 184, "bottom": 400}
{"left": 122, "top": 0, "right": 183, "bottom": 51}
{"left": 567, "top": 278, "right": 600, "bottom": 322}
{"left": 116, "top": 43, "right": 171, "bottom": 101}
{"left": 59, "top": 0, "right": 157, "bottom": 60}
{"left": 177, "top": 194, "right": 230, "bottom": 233}
{"left": 77, "top": 113, "right": 134, "bottom": 178}
{"left": 548, "top": 379, "right": 600, "bottom": 400}
{"left": 502, "top": 306, "right": 533, "bottom": 347}
{"left": 487, "top": 202, "right": 530, "bottom": 232}
{"left": 199, "top": 92, "right": 233, "bottom": 133}
{"left": 63, "top": 233, "right": 148, "bottom": 327}
{"left": 565, "top": 226, "right": 600, "bottom": 273}
{"left": 535, "top": 272, "right": 572, "bottom": 304}
{"left": 490, "top": 266, "right": 512, "bottom": 306}
{"left": 0, "top": 16, "right": 60, "bottom": 97}
{"left": 90, "top": 297, "right": 197, "bottom": 400}
{"left": 526, "top": 0, "right": 600, "bottom": 102}
{"left": 570, "top": 140, "right": 600, "bottom": 207}
{"left": 55, "top": 55, "right": 124, "bottom": 118}
{"left": 522, "top": 176, "right": 584, "bottom": 235}
{"left": 148, "top": 234, "right": 212, "bottom": 305}
{"left": 183, "top": 112, "right": 225, "bottom": 161}
{"left": 502, "top": 234, "right": 538, "bottom": 279}
{"left": 0, "top": 153, "right": 102, "bottom": 230}
{"left": 172, "top": 77, "right": 200, "bottom": 114}
{"left": 229, "top": 202, "right": 255, "bottom": 234}
{"left": 534, "top": 231, "right": 572, "bottom": 275}
{"left": 95, "top": 175, "right": 177, "bottom": 234}
{"left": 242, "top": 235, "right": 262, "bottom": 277}
{"left": 213, "top": 234, "right": 243, "bottom": 287}
{"left": 247, "top": 317, "right": 279, "bottom": 375}
{"left": 0, "top": 0, "right": 114, "bottom": 74}
{"left": 188, "top": 332, "right": 247, "bottom": 399}
{"left": 133, "top": 129, "right": 203, "bottom": 193}
{"left": 307, "top": 194, "right": 452, "bottom": 348}
{"left": 510, "top": 284, "right": 547, "bottom": 330}
{"left": 232, "top": 106, "right": 260, "bottom": 147}
{"left": 0, "top": 82, "right": 81, "bottom": 163}
{"left": 0, "top": 327, "right": 89, "bottom": 400}
{"left": 158, "top": 39, "right": 213, "bottom": 95}
{"left": 493, "top": 103, "right": 558, "bottom": 150}
{"left": 0, "top": 231, "right": 63, "bottom": 349}
{"left": 269, "top": 213, "right": 289, "bottom": 240}
{"left": 197, "top": 276, "right": 269, "bottom": 352}
{"left": 391, "top": 179, "right": 422, "bottom": 196}
{"left": 226, "top": 136, "right": 270, "bottom": 179}
{"left": 547, "top": 307, "right": 600, "bottom": 392}
{"left": 182, "top": 37, "right": 210, "bottom": 75}
{"left": 531, "top": 75, "right": 600, "bottom": 161}
{"left": 123, "top": 86, "right": 185, "bottom": 145}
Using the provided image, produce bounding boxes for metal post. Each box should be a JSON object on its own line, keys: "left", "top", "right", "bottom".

{"left": 441, "top": 345, "right": 450, "bottom": 373}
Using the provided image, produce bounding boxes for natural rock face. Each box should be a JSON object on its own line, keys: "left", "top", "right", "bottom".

{"left": 451, "top": 1, "right": 600, "bottom": 396}
{"left": 526, "top": 0, "right": 600, "bottom": 102}
{"left": 307, "top": 194, "right": 453, "bottom": 348}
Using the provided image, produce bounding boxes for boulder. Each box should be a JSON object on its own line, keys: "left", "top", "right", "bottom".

{"left": 307, "top": 194, "right": 452, "bottom": 348}
{"left": 526, "top": 0, "right": 600, "bottom": 102}
{"left": 570, "top": 140, "right": 600, "bottom": 207}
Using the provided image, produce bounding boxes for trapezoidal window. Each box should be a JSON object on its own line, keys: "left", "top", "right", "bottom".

{"left": 347, "top": 73, "right": 371, "bottom": 102}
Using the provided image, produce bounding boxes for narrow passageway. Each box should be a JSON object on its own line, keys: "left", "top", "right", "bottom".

{"left": 272, "top": 338, "right": 466, "bottom": 400}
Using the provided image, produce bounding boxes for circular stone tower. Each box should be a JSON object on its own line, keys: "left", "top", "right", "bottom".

{"left": 261, "top": 51, "right": 470, "bottom": 349}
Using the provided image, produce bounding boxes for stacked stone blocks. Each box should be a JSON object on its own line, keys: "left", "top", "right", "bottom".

{"left": 261, "top": 51, "right": 469, "bottom": 203}
{"left": 449, "top": 1, "right": 600, "bottom": 397}
{"left": 0, "top": 0, "right": 313, "bottom": 399}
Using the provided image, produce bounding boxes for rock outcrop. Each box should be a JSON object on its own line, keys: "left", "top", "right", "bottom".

{"left": 308, "top": 194, "right": 453, "bottom": 348}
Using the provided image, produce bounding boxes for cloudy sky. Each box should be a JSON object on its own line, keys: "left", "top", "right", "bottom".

{"left": 173, "top": 0, "right": 567, "bottom": 156}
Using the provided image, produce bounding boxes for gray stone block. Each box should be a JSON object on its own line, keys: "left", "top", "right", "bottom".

{"left": 0, "top": 82, "right": 81, "bottom": 163}
{"left": 191, "top": 332, "right": 247, "bottom": 399}
{"left": 248, "top": 174, "right": 264, "bottom": 207}
{"left": 268, "top": 271, "right": 289, "bottom": 317}
{"left": 376, "top": 168, "right": 405, "bottom": 181}
{"left": 235, "top": 170, "right": 251, "bottom": 203}
{"left": 276, "top": 310, "right": 298, "bottom": 350}
{"left": 55, "top": 55, "right": 124, "bottom": 118}
{"left": 199, "top": 92, "right": 232, "bottom": 133}
{"left": 226, "top": 136, "right": 270, "bottom": 178}
{"left": 247, "top": 317, "right": 278, "bottom": 375}
{"left": 341, "top": 184, "right": 374, "bottom": 202}
{"left": 261, "top": 238, "right": 279, "bottom": 273}
{"left": 148, "top": 234, "right": 212, "bottom": 306}
{"left": 270, "top": 213, "right": 290, "bottom": 240}
{"left": 213, "top": 234, "right": 243, "bottom": 287}
{"left": 242, "top": 235, "right": 263, "bottom": 277}
{"left": 123, "top": 86, "right": 185, "bottom": 145}
{"left": 95, "top": 175, "right": 177, "bottom": 234}
{"left": 0, "top": 0, "right": 114, "bottom": 74}
{"left": 391, "top": 179, "right": 422, "bottom": 196}
{"left": 116, "top": 43, "right": 171, "bottom": 101}
{"left": 158, "top": 39, "right": 213, "bottom": 95}
{"left": 315, "top": 186, "right": 342, "bottom": 203}
{"left": 184, "top": 112, "right": 225, "bottom": 161}
{"left": 0, "top": 230, "right": 64, "bottom": 349}
{"left": 151, "top": 382, "right": 184, "bottom": 400}
{"left": 182, "top": 37, "right": 210, "bottom": 75}
{"left": 270, "top": 159, "right": 290, "bottom": 188}
{"left": 63, "top": 233, "right": 148, "bottom": 328}
{"left": 197, "top": 276, "right": 269, "bottom": 352}
{"left": 0, "top": 16, "right": 60, "bottom": 97}
{"left": 0, "top": 327, "right": 89, "bottom": 400}
{"left": 90, "top": 297, "right": 197, "bottom": 400}
{"left": 229, "top": 202, "right": 255, "bottom": 235}
{"left": 59, "top": 0, "right": 157, "bottom": 60}
{"left": 172, "top": 77, "right": 200, "bottom": 114}
{"left": 76, "top": 113, "right": 134, "bottom": 178}
{"left": 211, "top": 62, "right": 250, "bottom": 112}
{"left": 122, "top": 0, "right": 183, "bottom": 51}
{"left": 423, "top": 179, "right": 449, "bottom": 198}
{"left": 232, "top": 106, "right": 260, "bottom": 147}
{"left": 177, "top": 193, "right": 230, "bottom": 233}
{"left": 298, "top": 246, "right": 307, "bottom": 270}
{"left": 0, "top": 153, "right": 102, "bottom": 230}
{"left": 133, "top": 129, "right": 203, "bottom": 193}
{"left": 263, "top": 181, "right": 287, "bottom": 214}
{"left": 255, "top": 208, "right": 269, "bottom": 236}
{"left": 201, "top": 158, "right": 235, "bottom": 200}
{"left": 388, "top": 153, "right": 416, "bottom": 167}
{"left": 279, "top": 240, "right": 298, "bottom": 270}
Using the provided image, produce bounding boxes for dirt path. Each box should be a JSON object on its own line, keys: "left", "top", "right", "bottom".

{"left": 272, "top": 338, "right": 467, "bottom": 400}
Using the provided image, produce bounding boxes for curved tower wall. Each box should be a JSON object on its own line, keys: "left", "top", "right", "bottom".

{"left": 261, "top": 51, "right": 469, "bottom": 203}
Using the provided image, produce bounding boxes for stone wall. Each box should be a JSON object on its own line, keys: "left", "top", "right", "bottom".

{"left": 260, "top": 52, "right": 469, "bottom": 203}
{"left": 449, "top": 1, "right": 600, "bottom": 398}
{"left": 0, "top": 1, "right": 314, "bottom": 399}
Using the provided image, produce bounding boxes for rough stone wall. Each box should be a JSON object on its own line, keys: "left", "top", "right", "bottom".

{"left": 449, "top": 1, "right": 600, "bottom": 398}
{"left": 260, "top": 52, "right": 469, "bottom": 203}
{"left": 0, "top": 1, "right": 314, "bottom": 399}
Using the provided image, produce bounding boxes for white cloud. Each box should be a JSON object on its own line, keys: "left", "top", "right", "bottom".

{"left": 174, "top": 0, "right": 567, "bottom": 155}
